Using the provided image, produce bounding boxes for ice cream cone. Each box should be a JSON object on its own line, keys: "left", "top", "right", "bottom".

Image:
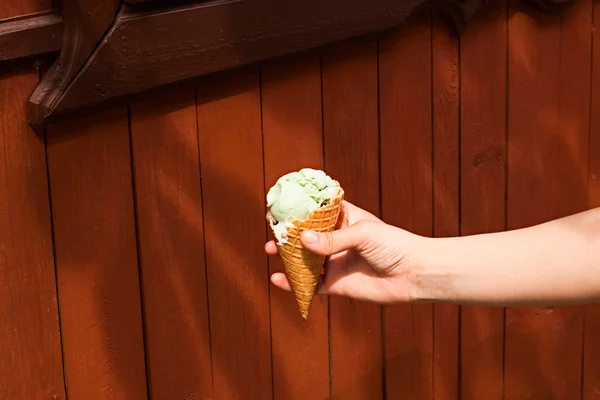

{"left": 269, "top": 186, "right": 344, "bottom": 319}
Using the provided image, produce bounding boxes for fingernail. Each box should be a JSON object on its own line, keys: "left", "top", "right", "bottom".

{"left": 303, "top": 231, "right": 318, "bottom": 244}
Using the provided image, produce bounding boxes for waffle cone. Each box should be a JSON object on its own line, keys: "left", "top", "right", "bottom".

{"left": 269, "top": 186, "right": 344, "bottom": 319}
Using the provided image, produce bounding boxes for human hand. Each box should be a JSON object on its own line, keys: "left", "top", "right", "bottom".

{"left": 264, "top": 200, "right": 424, "bottom": 304}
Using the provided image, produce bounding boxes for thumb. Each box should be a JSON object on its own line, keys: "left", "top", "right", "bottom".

{"left": 300, "top": 222, "right": 367, "bottom": 256}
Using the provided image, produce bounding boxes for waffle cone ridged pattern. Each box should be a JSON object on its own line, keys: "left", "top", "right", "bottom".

{"left": 270, "top": 186, "right": 344, "bottom": 319}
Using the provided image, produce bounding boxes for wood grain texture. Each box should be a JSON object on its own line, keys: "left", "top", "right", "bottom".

{"left": 322, "top": 39, "right": 383, "bottom": 399}
{"left": 28, "top": 0, "right": 487, "bottom": 125}
{"left": 196, "top": 72, "right": 273, "bottom": 400}
{"left": 584, "top": 2, "right": 600, "bottom": 398}
{"left": 505, "top": 0, "right": 592, "bottom": 398}
{"left": 261, "top": 58, "right": 330, "bottom": 400}
{"left": 0, "top": 62, "right": 65, "bottom": 400}
{"left": 458, "top": 1, "right": 507, "bottom": 398}
{"left": 0, "top": 11, "right": 63, "bottom": 62}
{"left": 379, "top": 13, "right": 433, "bottom": 399}
{"left": 431, "top": 11, "right": 460, "bottom": 400}
{"left": 46, "top": 108, "right": 148, "bottom": 399}
{"left": 0, "top": 2, "right": 63, "bottom": 398}
{"left": 129, "top": 89, "right": 213, "bottom": 399}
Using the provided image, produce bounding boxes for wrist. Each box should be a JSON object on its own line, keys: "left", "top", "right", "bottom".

{"left": 404, "top": 234, "right": 439, "bottom": 303}
{"left": 405, "top": 235, "right": 454, "bottom": 303}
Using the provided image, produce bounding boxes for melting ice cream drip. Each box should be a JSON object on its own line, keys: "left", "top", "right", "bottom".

{"left": 268, "top": 211, "right": 290, "bottom": 244}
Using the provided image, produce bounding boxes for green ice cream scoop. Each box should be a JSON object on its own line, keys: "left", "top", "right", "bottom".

{"left": 266, "top": 168, "right": 340, "bottom": 222}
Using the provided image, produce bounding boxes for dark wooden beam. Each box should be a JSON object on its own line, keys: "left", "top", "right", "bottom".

{"left": 28, "top": 0, "right": 486, "bottom": 126}
{"left": 26, "top": 0, "right": 576, "bottom": 126}
{"left": 529, "top": 0, "right": 574, "bottom": 9}
{"left": 0, "top": 11, "right": 63, "bottom": 62}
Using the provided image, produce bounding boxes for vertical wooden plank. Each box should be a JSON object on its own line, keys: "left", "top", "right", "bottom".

{"left": 379, "top": 13, "right": 433, "bottom": 399}
{"left": 0, "top": 3, "right": 64, "bottom": 399}
{"left": 506, "top": 0, "right": 592, "bottom": 398}
{"left": 459, "top": 1, "right": 507, "bottom": 399}
{"left": 196, "top": 72, "right": 273, "bottom": 400}
{"left": 584, "top": 2, "right": 600, "bottom": 398}
{"left": 46, "top": 109, "right": 148, "bottom": 399}
{"left": 431, "top": 11, "right": 459, "bottom": 400}
{"left": 262, "top": 58, "right": 330, "bottom": 399}
{"left": 322, "top": 39, "right": 383, "bottom": 399}
{"left": 591, "top": 1, "right": 600, "bottom": 210}
{"left": 0, "top": 67, "right": 65, "bottom": 400}
{"left": 129, "top": 89, "right": 213, "bottom": 399}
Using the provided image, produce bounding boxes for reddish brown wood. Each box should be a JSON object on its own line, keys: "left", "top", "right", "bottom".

{"left": 28, "top": 0, "right": 487, "bottom": 126}
{"left": 379, "top": 13, "right": 434, "bottom": 399}
{"left": 591, "top": 1, "right": 600, "bottom": 212}
{"left": 196, "top": 72, "right": 273, "bottom": 400}
{"left": 129, "top": 89, "right": 213, "bottom": 399}
{"left": 505, "top": 0, "right": 591, "bottom": 398}
{"left": 46, "top": 108, "right": 148, "bottom": 399}
{"left": 459, "top": 1, "right": 507, "bottom": 398}
{"left": 322, "top": 39, "right": 383, "bottom": 399}
{"left": 431, "top": 11, "right": 460, "bottom": 400}
{"left": 0, "top": 0, "right": 51, "bottom": 18}
{"left": 0, "top": 11, "right": 62, "bottom": 62}
{"left": 1, "top": 1, "right": 594, "bottom": 398}
{"left": 28, "top": 0, "right": 120, "bottom": 123}
{"left": 0, "top": 62, "right": 65, "bottom": 400}
{"left": 262, "top": 58, "right": 330, "bottom": 399}
{"left": 591, "top": 1, "right": 600, "bottom": 215}
{"left": 584, "top": 301, "right": 600, "bottom": 400}
{"left": 584, "top": 2, "right": 600, "bottom": 398}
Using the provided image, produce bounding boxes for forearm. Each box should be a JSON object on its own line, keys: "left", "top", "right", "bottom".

{"left": 414, "top": 207, "right": 600, "bottom": 306}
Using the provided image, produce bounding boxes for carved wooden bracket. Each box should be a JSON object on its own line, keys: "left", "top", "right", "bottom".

{"left": 3, "top": 0, "right": 573, "bottom": 126}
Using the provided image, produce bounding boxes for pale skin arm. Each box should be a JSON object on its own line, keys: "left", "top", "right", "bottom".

{"left": 415, "top": 206, "right": 600, "bottom": 306}
{"left": 266, "top": 202, "right": 600, "bottom": 306}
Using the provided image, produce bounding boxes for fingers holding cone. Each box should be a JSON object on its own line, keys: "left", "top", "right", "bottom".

{"left": 267, "top": 190, "right": 344, "bottom": 319}
{"left": 264, "top": 240, "right": 278, "bottom": 254}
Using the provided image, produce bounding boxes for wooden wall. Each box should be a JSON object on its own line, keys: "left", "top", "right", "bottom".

{"left": 2, "top": 0, "right": 600, "bottom": 399}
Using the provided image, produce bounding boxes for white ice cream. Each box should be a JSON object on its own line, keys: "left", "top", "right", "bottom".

{"left": 268, "top": 211, "right": 291, "bottom": 244}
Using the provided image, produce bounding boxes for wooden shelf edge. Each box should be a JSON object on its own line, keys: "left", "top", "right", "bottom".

{"left": 0, "top": 11, "right": 63, "bottom": 62}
